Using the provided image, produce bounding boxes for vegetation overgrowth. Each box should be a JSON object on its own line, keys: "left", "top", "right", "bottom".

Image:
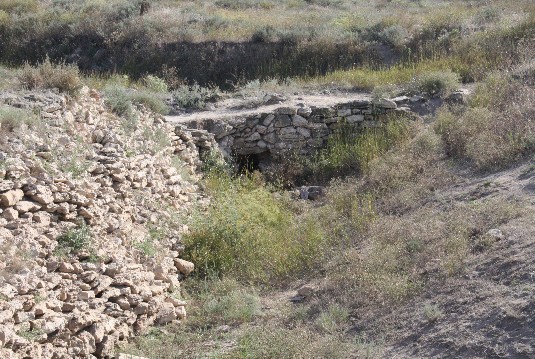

{"left": 123, "top": 52, "right": 534, "bottom": 357}
{"left": 1, "top": 1, "right": 535, "bottom": 357}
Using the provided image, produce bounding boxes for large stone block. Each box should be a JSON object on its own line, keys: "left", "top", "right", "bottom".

{"left": 262, "top": 114, "right": 275, "bottom": 126}
{"left": 292, "top": 115, "right": 308, "bottom": 127}
{"left": 346, "top": 115, "right": 364, "bottom": 123}
{"left": 0, "top": 189, "right": 24, "bottom": 207}
{"left": 274, "top": 107, "right": 297, "bottom": 115}
{"left": 274, "top": 115, "right": 292, "bottom": 128}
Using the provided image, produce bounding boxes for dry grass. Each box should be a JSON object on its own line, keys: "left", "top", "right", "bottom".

{"left": 321, "top": 195, "right": 523, "bottom": 310}
{"left": 0, "top": 105, "right": 36, "bottom": 132}
{"left": 18, "top": 58, "right": 83, "bottom": 96}
{"left": 435, "top": 74, "right": 535, "bottom": 170}
{"left": 1, "top": 0, "right": 533, "bottom": 88}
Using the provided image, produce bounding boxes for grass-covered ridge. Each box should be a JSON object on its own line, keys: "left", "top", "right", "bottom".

{"left": 1, "top": 0, "right": 533, "bottom": 87}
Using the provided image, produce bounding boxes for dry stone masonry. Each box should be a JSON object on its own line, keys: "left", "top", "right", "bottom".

{"left": 184, "top": 98, "right": 408, "bottom": 168}
{"left": 0, "top": 87, "right": 216, "bottom": 358}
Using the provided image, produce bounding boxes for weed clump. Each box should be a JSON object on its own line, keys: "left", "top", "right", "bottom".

{"left": 19, "top": 58, "right": 83, "bottom": 96}
{"left": 435, "top": 74, "right": 535, "bottom": 170}
{"left": 56, "top": 224, "right": 92, "bottom": 256}
{"left": 103, "top": 84, "right": 168, "bottom": 117}
{"left": 187, "top": 278, "right": 261, "bottom": 327}
{"left": 103, "top": 84, "right": 134, "bottom": 117}
{"left": 172, "top": 83, "right": 220, "bottom": 110}
{"left": 183, "top": 172, "right": 327, "bottom": 283}
{"left": 410, "top": 70, "right": 460, "bottom": 96}
{"left": 0, "top": 105, "right": 36, "bottom": 133}
{"left": 301, "top": 114, "right": 414, "bottom": 183}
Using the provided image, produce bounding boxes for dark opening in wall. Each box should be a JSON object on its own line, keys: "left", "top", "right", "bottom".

{"left": 236, "top": 151, "right": 272, "bottom": 174}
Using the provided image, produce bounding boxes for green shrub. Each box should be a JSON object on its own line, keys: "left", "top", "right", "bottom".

{"left": 200, "top": 149, "right": 232, "bottom": 175}
{"left": 378, "top": 24, "right": 408, "bottom": 48}
{"left": 134, "top": 238, "right": 157, "bottom": 258}
{"left": 16, "top": 328, "right": 45, "bottom": 342}
{"left": 103, "top": 84, "right": 134, "bottom": 116}
{"left": 410, "top": 70, "right": 460, "bottom": 96}
{"left": 18, "top": 58, "right": 83, "bottom": 96}
{"left": 131, "top": 91, "right": 169, "bottom": 115}
{"left": 142, "top": 75, "right": 168, "bottom": 93}
{"left": 56, "top": 224, "right": 92, "bottom": 255}
{"left": 302, "top": 114, "right": 414, "bottom": 183}
{"left": 183, "top": 172, "right": 327, "bottom": 283}
{"left": 172, "top": 83, "right": 220, "bottom": 110}
{"left": 104, "top": 84, "right": 168, "bottom": 115}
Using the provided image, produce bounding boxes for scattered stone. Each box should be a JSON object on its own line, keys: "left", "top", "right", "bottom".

{"left": 299, "top": 186, "right": 324, "bottom": 201}
{"left": 174, "top": 259, "right": 194, "bottom": 276}
{"left": 0, "top": 189, "right": 24, "bottom": 207}
{"left": 0, "top": 88, "right": 197, "bottom": 358}
{"left": 297, "top": 285, "right": 315, "bottom": 297}
{"left": 374, "top": 98, "right": 397, "bottom": 109}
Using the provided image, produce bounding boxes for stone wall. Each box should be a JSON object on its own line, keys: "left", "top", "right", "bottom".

{"left": 184, "top": 98, "right": 408, "bottom": 167}
{"left": 0, "top": 88, "right": 216, "bottom": 358}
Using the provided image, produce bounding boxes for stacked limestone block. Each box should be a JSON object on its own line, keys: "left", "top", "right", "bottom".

{"left": 0, "top": 87, "right": 215, "bottom": 358}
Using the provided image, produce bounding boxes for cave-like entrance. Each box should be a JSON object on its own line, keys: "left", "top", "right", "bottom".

{"left": 236, "top": 151, "right": 272, "bottom": 174}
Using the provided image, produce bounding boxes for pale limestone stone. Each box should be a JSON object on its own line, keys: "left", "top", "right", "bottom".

{"left": 174, "top": 258, "right": 194, "bottom": 275}
{"left": 0, "top": 189, "right": 24, "bottom": 207}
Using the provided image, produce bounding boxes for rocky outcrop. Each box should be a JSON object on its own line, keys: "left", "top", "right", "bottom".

{"left": 0, "top": 87, "right": 214, "bottom": 358}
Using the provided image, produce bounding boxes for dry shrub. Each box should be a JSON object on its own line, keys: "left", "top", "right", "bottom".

{"left": 324, "top": 199, "right": 522, "bottom": 308}
{"left": 365, "top": 127, "right": 454, "bottom": 214}
{"left": 435, "top": 74, "right": 535, "bottom": 170}
{"left": 19, "top": 58, "right": 83, "bottom": 96}
{"left": 0, "top": 242, "right": 34, "bottom": 284}
{"left": 0, "top": 105, "right": 36, "bottom": 133}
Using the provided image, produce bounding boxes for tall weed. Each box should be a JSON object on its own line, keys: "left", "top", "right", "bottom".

{"left": 302, "top": 114, "right": 414, "bottom": 183}
{"left": 19, "top": 58, "right": 83, "bottom": 96}
{"left": 183, "top": 172, "right": 327, "bottom": 283}
{"left": 435, "top": 74, "right": 535, "bottom": 170}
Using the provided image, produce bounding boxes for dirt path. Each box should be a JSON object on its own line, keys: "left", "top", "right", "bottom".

{"left": 165, "top": 92, "right": 372, "bottom": 124}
